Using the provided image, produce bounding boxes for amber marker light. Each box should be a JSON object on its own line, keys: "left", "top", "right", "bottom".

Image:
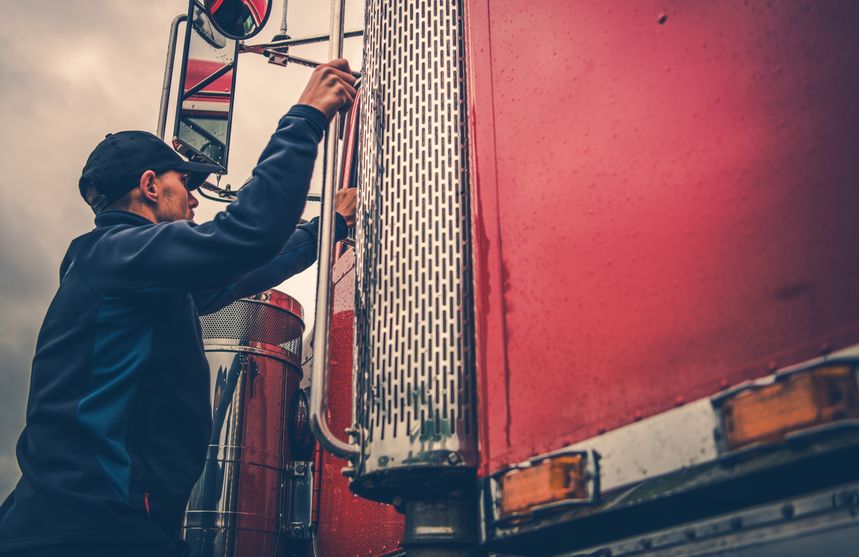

{"left": 714, "top": 362, "right": 859, "bottom": 453}
{"left": 499, "top": 454, "right": 593, "bottom": 518}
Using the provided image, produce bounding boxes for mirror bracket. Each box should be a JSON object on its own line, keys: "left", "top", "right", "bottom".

{"left": 198, "top": 179, "right": 238, "bottom": 203}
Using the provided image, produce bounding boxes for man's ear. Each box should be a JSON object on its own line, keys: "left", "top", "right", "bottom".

{"left": 139, "top": 170, "right": 159, "bottom": 203}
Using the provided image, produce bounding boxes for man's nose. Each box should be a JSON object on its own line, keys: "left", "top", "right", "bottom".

{"left": 188, "top": 191, "right": 199, "bottom": 209}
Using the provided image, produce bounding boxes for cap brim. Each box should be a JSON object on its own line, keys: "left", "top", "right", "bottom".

{"left": 175, "top": 160, "right": 222, "bottom": 190}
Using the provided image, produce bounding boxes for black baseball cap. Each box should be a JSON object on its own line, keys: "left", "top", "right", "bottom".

{"left": 79, "top": 130, "right": 221, "bottom": 210}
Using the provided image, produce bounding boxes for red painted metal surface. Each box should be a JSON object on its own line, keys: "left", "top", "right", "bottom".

{"left": 465, "top": 0, "right": 859, "bottom": 475}
{"left": 312, "top": 249, "right": 404, "bottom": 556}
{"left": 229, "top": 351, "right": 293, "bottom": 556}
{"left": 185, "top": 59, "right": 233, "bottom": 101}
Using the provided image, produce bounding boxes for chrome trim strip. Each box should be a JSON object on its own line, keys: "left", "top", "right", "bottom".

{"left": 566, "top": 401, "right": 718, "bottom": 493}
{"left": 203, "top": 340, "right": 299, "bottom": 364}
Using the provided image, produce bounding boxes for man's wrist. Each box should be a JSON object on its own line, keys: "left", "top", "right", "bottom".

{"left": 334, "top": 212, "right": 348, "bottom": 241}
{"left": 286, "top": 105, "right": 329, "bottom": 139}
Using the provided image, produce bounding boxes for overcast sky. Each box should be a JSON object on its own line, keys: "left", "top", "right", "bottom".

{"left": 0, "top": 0, "right": 364, "bottom": 498}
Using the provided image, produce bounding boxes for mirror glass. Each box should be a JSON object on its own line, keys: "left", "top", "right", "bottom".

{"left": 173, "top": 4, "right": 239, "bottom": 172}
{"left": 204, "top": 0, "right": 272, "bottom": 41}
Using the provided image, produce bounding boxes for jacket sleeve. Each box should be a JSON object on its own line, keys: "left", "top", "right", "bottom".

{"left": 193, "top": 214, "right": 348, "bottom": 315}
{"left": 79, "top": 105, "right": 330, "bottom": 293}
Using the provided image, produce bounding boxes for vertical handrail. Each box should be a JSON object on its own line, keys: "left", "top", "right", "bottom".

{"left": 157, "top": 14, "right": 187, "bottom": 139}
{"left": 309, "top": 0, "right": 360, "bottom": 460}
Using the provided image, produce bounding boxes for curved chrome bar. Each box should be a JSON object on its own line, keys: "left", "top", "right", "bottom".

{"left": 309, "top": 0, "right": 360, "bottom": 461}
{"left": 157, "top": 14, "right": 187, "bottom": 139}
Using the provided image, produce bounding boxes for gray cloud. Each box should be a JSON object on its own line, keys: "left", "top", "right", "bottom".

{"left": 0, "top": 0, "right": 183, "bottom": 499}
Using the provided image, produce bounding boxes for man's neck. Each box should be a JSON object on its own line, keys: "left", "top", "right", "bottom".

{"left": 123, "top": 203, "right": 158, "bottom": 223}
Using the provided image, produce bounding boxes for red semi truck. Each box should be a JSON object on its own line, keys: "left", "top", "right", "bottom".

{"left": 176, "top": 0, "right": 859, "bottom": 555}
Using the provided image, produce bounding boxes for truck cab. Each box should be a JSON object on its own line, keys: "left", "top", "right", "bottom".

{"left": 173, "top": 1, "right": 859, "bottom": 555}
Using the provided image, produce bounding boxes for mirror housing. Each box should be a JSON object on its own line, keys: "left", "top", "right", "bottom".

{"left": 172, "top": 3, "right": 239, "bottom": 174}
{"left": 204, "top": 0, "right": 272, "bottom": 41}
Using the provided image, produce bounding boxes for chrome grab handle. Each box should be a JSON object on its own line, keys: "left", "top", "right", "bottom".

{"left": 309, "top": 0, "right": 360, "bottom": 461}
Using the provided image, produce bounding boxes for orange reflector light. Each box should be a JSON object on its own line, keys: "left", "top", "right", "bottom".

{"left": 717, "top": 364, "right": 859, "bottom": 452}
{"left": 500, "top": 455, "right": 589, "bottom": 517}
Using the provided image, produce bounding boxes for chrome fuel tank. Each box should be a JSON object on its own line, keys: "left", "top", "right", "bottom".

{"left": 183, "top": 290, "right": 304, "bottom": 557}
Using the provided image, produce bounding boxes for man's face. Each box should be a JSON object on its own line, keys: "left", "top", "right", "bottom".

{"left": 153, "top": 170, "right": 199, "bottom": 223}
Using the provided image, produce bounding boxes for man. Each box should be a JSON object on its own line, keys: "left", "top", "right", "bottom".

{"left": 0, "top": 59, "right": 357, "bottom": 556}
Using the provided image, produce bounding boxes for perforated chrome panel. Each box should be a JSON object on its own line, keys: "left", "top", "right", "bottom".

{"left": 355, "top": 0, "right": 476, "bottom": 476}
{"left": 200, "top": 296, "right": 304, "bottom": 366}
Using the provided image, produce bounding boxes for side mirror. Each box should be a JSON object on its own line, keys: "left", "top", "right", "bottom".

{"left": 204, "top": 0, "right": 272, "bottom": 41}
{"left": 172, "top": 2, "right": 239, "bottom": 173}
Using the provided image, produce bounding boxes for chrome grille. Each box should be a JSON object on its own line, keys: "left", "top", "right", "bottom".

{"left": 200, "top": 297, "right": 304, "bottom": 364}
{"left": 355, "top": 0, "right": 476, "bottom": 476}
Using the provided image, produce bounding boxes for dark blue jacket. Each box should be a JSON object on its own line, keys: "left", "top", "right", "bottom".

{"left": 0, "top": 105, "right": 344, "bottom": 551}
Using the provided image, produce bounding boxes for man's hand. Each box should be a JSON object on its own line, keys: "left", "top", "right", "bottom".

{"left": 297, "top": 59, "right": 357, "bottom": 119}
{"left": 335, "top": 188, "right": 357, "bottom": 228}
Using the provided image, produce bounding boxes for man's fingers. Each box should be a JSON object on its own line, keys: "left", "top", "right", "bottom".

{"left": 327, "top": 58, "right": 352, "bottom": 75}
{"left": 298, "top": 59, "right": 358, "bottom": 119}
{"left": 330, "top": 67, "right": 357, "bottom": 85}
{"left": 335, "top": 82, "right": 356, "bottom": 114}
{"left": 317, "top": 58, "right": 356, "bottom": 84}
{"left": 320, "top": 66, "right": 356, "bottom": 87}
{"left": 340, "top": 80, "right": 357, "bottom": 102}
{"left": 323, "top": 73, "right": 356, "bottom": 98}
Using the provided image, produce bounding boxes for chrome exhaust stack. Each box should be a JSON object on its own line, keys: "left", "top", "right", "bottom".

{"left": 352, "top": 0, "right": 480, "bottom": 552}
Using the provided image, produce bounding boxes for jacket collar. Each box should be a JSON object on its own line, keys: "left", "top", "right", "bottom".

{"left": 94, "top": 210, "right": 154, "bottom": 228}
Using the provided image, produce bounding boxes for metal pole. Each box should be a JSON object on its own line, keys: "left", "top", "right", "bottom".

{"left": 157, "top": 14, "right": 187, "bottom": 139}
{"left": 279, "top": 0, "right": 289, "bottom": 37}
{"left": 309, "top": 0, "right": 359, "bottom": 460}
